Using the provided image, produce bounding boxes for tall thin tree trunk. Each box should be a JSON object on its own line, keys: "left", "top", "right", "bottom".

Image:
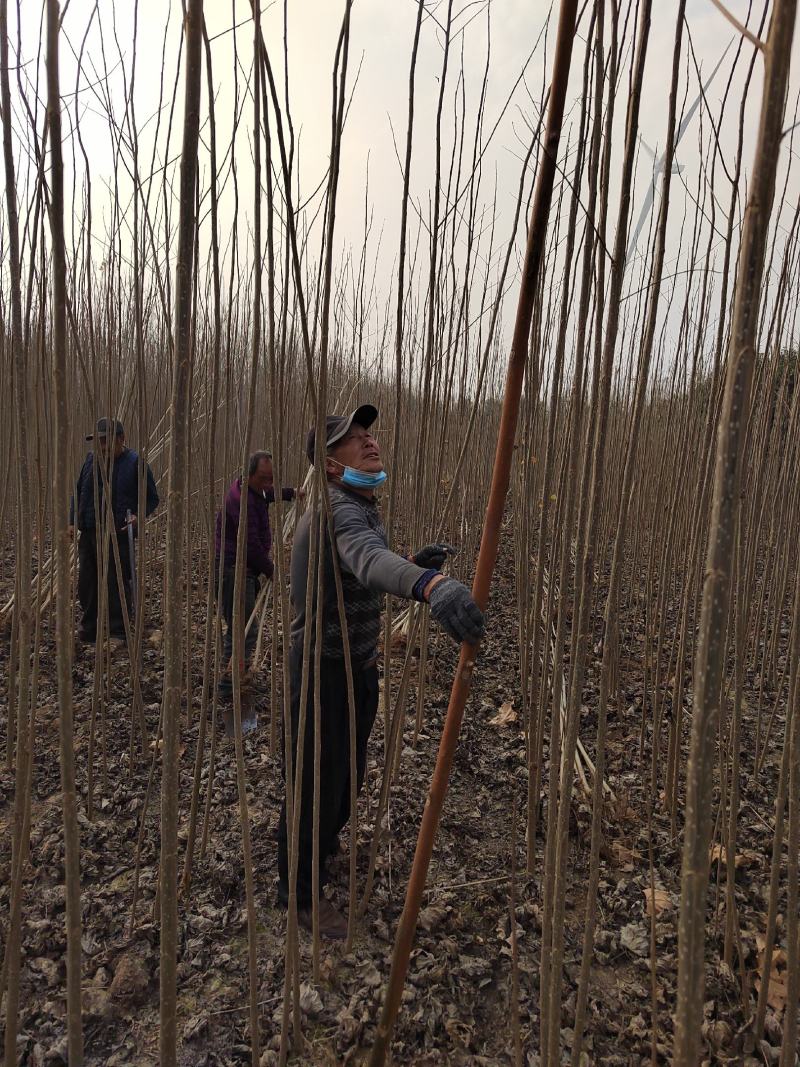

{"left": 1, "top": 0, "right": 36, "bottom": 1056}
{"left": 674, "top": 5, "right": 797, "bottom": 1063}
{"left": 46, "top": 1, "right": 84, "bottom": 1061}
{"left": 159, "top": 1, "right": 204, "bottom": 1062}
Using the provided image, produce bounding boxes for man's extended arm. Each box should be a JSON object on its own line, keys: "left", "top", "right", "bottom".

{"left": 333, "top": 499, "right": 429, "bottom": 599}
{"left": 265, "top": 487, "right": 304, "bottom": 505}
{"left": 334, "top": 503, "right": 484, "bottom": 642}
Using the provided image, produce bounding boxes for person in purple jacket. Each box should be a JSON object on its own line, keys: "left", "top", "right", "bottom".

{"left": 214, "top": 451, "right": 304, "bottom": 725}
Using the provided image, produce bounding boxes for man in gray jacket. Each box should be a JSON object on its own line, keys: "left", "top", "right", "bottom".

{"left": 278, "top": 403, "right": 484, "bottom": 938}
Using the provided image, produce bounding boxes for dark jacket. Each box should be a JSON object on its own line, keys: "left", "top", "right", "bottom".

{"left": 70, "top": 449, "right": 159, "bottom": 534}
{"left": 215, "top": 479, "right": 295, "bottom": 578}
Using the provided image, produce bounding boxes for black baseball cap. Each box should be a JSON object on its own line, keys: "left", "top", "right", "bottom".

{"left": 87, "top": 418, "right": 124, "bottom": 441}
{"left": 305, "top": 404, "right": 378, "bottom": 464}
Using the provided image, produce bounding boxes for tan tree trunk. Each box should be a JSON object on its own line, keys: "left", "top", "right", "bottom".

{"left": 46, "top": 1, "right": 84, "bottom": 1061}
{"left": 1, "top": 0, "right": 36, "bottom": 1057}
{"left": 159, "top": 1, "right": 204, "bottom": 1062}
{"left": 674, "top": 5, "right": 797, "bottom": 1063}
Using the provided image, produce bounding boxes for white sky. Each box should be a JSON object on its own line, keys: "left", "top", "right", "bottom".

{"left": 6, "top": 1, "right": 800, "bottom": 383}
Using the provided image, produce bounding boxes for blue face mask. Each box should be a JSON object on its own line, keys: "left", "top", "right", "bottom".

{"left": 340, "top": 466, "right": 387, "bottom": 489}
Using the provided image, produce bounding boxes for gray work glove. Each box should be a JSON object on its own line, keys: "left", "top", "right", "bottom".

{"left": 428, "top": 577, "right": 485, "bottom": 644}
{"left": 413, "top": 542, "right": 458, "bottom": 569}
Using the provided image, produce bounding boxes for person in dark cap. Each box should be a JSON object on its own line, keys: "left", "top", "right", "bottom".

{"left": 69, "top": 418, "right": 159, "bottom": 643}
{"left": 278, "top": 404, "right": 485, "bottom": 939}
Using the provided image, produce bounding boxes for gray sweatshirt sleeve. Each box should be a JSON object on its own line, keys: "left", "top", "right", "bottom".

{"left": 333, "top": 497, "right": 428, "bottom": 598}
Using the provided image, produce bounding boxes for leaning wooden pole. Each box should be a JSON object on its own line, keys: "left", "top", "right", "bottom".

{"left": 673, "top": 4, "right": 796, "bottom": 1065}
{"left": 368, "top": 2, "right": 580, "bottom": 1061}
{"left": 159, "top": 1, "right": 204, "bottom": 1064}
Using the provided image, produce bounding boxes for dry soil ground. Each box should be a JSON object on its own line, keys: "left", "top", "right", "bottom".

{"left": 0, "top": 530, "right": 792, "bottom": 1065}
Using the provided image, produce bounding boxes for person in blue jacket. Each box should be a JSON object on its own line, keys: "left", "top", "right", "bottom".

{"left": 69, "top": 418, "right": 159, "bottom": 642}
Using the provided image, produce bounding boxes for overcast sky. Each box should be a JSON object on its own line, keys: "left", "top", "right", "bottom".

{"left": 7, "top": 1, "right": 800, "bottom": 375}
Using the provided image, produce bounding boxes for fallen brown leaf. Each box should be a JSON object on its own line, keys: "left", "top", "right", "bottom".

{"left": 612, "top": 841, "right": 639, "bottom": 867}
{"left": 754, "top": 971, "right": 789, "bottom": 1014}
{"left": 643, "top": 886, "right": 671, "bottom": 917}
{"left": 489, "top": 701, "right": 517, "bottom": 726}
{"left": 419, "top": 903, "right": 448, "bottom": 932}
{"left": 109, "top": 951, "right": 150, "bottom": 1005}
{"left": 754, "top": 933, "right": 792, "bottom": 1014}
{"left": 710, "top": 843, "right": 759, "bottom": 868}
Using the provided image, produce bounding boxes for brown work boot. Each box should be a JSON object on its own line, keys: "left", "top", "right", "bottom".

{"left": 298, "top": 897, "right": 347, "bottom": 941}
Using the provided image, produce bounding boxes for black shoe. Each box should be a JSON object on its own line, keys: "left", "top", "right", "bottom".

{"left": 78, "top": 628, "right": 96, "bottom": 643}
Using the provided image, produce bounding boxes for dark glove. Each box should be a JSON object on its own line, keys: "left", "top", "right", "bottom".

{"left": 428, "top": 577, "right": 485, "bottom": 644}
{"left": 413, "top": 542, "right": 458, "bottom": 569}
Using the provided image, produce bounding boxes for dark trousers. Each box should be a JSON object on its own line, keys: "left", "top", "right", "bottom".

{"left": 218, "top": 566, "right": 259, "bottom": 697}
{"left": 77, "top": 528, "right": 132, "bottom": 639}
{"left": 277, "top": 642, "right": 379, "bottom": 907}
